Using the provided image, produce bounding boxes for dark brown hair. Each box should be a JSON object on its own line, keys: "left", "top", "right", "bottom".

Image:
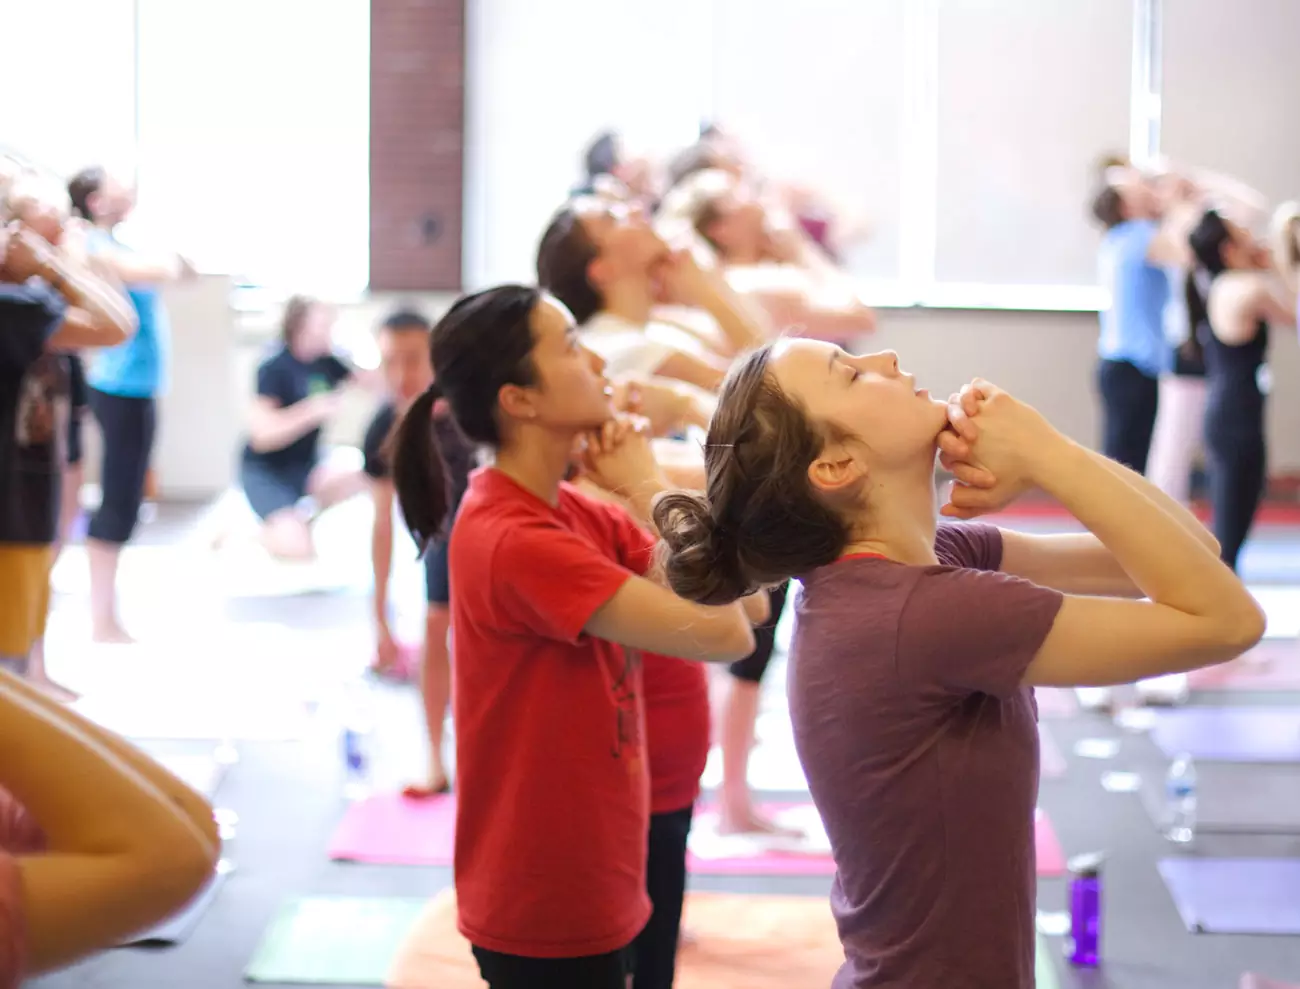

{"left": 536, "top": 206, "right": 602, "bottom": 324}
{"left": 390, "top": 285, "right": 540, "bottom": 554}
{"left": 652, "top": 345, "right": 851, "bottom": 605}
{"left": 67, "top": 166, "right": 106, "bottom": 221}
{"left": 1090, "top": 184, "right": 1126, "bottom": 229}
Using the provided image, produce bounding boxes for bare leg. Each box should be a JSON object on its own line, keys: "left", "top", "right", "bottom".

{"left": 24, "top": 640, "right": 78, "bottom": 703}
{"left": 307, "top": 456, "right": 369, "bottom": 512}
{"left": 86, "top": 538, "right": 132, "bottom": 644}
{"left": 717, "top": 677, "right": 799, "bottom": 836}
{"left": 404, "top": 605, "right": 452, "bottom": 798}
{"left": 54, "top": 461, "right": 84, "bottom": 564}
{"left": 258, "top": 510, "right": 316, "bottom": 561}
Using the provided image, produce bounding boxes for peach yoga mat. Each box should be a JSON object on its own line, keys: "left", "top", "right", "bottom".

{"left": 385, "top": 888, "right": 846, "bottom": 989}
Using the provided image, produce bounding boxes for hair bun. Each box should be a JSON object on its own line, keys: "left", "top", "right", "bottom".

{"left": 653, "top": 491, "right": 751, "bottom": 606}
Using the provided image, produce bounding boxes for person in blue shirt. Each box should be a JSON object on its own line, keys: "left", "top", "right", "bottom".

{"left": 66, "top": 167, "right": 195, "bottom": 644}
{"left": 1090, "top": 167, "right": 1198, "bottom": 475}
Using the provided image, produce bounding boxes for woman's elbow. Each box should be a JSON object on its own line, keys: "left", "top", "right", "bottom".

{"left": 718, "top": 622, "right": 756, "bottom": 662}
{"left": 1223, "top": 598, "right": 1268, "bottom": 654}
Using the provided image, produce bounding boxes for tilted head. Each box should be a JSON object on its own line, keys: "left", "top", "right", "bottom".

{"left": 654, "top": 338, "right": 948, "bottom": 604}
{"left": 67, "top": 166, "right": 135, "bottom": 226}
{"left": 280, "top": 295, "right": 336, "bottom": 358}
{"left": 390, "top": 285, "right": 613, "bottom": 550}
{"left": 660, "top": 169, "right": 765, "bottom": 262}
{"left": 536, "top": 196, "right": 666, "bottom": 323}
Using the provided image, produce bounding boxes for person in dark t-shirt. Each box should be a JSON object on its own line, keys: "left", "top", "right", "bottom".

{"left": 239, "top": 296, "right": 366, "bottom": 560}
{"left": 362, "top": 308, "right": 475, "bottom": 797}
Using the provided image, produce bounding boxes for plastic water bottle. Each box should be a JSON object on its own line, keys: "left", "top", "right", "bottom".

{"left": 340, "top": 680, "right": 375, "bottom": 801}
{"left": 1164, "top": 754, "right": 1197, "bottom": 844}
{"left": 1065, "top": 852, "right": 1103, "bottom": 967}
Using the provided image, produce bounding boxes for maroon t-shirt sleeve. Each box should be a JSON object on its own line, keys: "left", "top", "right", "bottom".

{"left": 899, "top": 566, "right": 1064, "bottom": 699}
{"left": 933, "top": 520, "right": 1004, "bottom": 571}
{"left": 494, "top": 520, "right": 637, "bottom": 645}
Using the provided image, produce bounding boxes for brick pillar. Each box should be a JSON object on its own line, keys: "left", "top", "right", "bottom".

{"left": 369, "top": 0, "right": 465, "bottom": 292}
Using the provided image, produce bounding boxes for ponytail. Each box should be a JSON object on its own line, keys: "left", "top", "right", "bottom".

{"left": 390, "top": 381, "right": 450, "bottom": 557}
{"left": 1182, "top": 269, "right": 1208, "bottom": 367}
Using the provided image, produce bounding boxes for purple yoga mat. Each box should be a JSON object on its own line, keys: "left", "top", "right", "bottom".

{"left": 1158, "top": 858, "right": 1300, "bottom": 934}
{"left": 1151, "top": 707, "right": 1300, "bottom": 762}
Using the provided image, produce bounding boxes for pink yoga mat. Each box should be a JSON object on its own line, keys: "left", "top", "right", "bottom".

{"left": 328, "top": 792, "right": 456, "bottom": 865}
{"left": 326, "top": 794, "right": 1066, "bottom": 879}
{"left": 1189, "top": 641, "right": 1300, "bottom": 691}
{"left": 1035, "top": 687, "right": 1079, "bottom": 718}
{"left": 682, "top": 804, "right": 1064, "bottom": 878}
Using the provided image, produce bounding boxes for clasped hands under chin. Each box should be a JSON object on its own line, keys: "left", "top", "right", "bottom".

{"left": 935, "top": 381, "right": 1028, "bottom": 520}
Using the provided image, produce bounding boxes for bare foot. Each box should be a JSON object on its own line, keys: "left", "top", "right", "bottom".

{"left": 717, "top": 808, "right": 803, "bottom": 838}
{"left": 27, "top": 673, "right": 80, "bottom": 704}
{"left": 91, "top": 622, "right": 136, "bottom": 645}
{"left": 402, "top": 776, "right": 451, "bottom": 800}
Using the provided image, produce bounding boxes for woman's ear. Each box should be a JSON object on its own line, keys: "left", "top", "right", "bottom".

{"left": 807, "top": 441, "right": 866, "bottom": 494}
{"left": 497, "top": 383, "right": 537, "bottom": 423}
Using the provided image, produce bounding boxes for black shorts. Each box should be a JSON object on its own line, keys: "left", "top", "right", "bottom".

{"left": 423, "top": 500, "right": 460, "bottom": 606}
{"left": 240, "top": 455, "right": 313, "bottom": 520}
{"left": 424, "top": 537, "right": 450, "bottom": 606}
{"left": 65, "top": 354, "right": 86, "bottom": 466}
{"left": 728, "top": 582, "right": 790, "bottom": 684}
{"left": 471, "top": 944, "right": 634, "bottom": 989}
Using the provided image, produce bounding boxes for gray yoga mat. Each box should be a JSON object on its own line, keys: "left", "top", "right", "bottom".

{"left": 1139, "top": 761, "right": 1300, "bottom": 835}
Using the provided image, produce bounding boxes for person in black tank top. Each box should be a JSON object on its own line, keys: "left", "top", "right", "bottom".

{"left": 1187, "top": 211, "right": 1279, "bottom": 572}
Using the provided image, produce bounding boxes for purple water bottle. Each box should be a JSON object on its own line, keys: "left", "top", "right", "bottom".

{"left": 1066, "top": 852, "right": 1103, "bottom": 967}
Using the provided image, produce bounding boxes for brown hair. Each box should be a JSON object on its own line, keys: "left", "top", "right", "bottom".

{"left": 280, "top": 294, "right": 319, "bottom": 345}
{"left": 1089, "top": 184, "right": 1126, "bottom": 230}
{"left": 536, "top": 206, "right": 602, "bottom": 324}
{"left": 652, "top": 344, "right": 851, "bottom": 605}
{"left": 657, "top": 169, "right": 732, "bottom": 254}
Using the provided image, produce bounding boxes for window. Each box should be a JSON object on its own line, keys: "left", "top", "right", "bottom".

{"left": 132, "top": 0, "right": 370, "bottom": 299}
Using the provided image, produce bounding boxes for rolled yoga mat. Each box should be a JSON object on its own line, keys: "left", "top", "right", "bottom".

{"left": 1150, "top": 707, "right": 1300, "bottom": 762}
{"left": 1157, "top": 858, "right": 1300, "bottom": 935}
{"left": 1140, "top": 762, "right": 1300, "bottom": 834}
{"left": 327, "top": 793, "right": 1067, "bottom": 877}
{"left": 381, "top": 887, "right": 1063, "bottom": 989}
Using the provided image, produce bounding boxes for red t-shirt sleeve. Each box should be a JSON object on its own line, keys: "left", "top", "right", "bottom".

{"left": 604, "top": 503, "right": 657, "bottom": 577}
{"left": 899, "top": 567, "right": 1064, "bottom": 699}
{"left": 494, "top": 520, "right": 640, "bottom": 644}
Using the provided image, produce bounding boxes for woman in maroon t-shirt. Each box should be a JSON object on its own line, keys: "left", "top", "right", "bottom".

{"left": 653, "top": 338, "right": 1263, "bottom": 988}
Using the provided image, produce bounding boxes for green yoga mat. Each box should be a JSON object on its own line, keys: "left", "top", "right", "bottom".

{"left": 1036, "top": 935, "right": 1062, "bottom": 989}
{"left": 245, "top": 896, "right": 428, "bottom": 985}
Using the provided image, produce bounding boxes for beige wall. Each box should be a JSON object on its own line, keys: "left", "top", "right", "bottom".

{"left": 79, "top": 291, "right": 1300, "bottom": 500}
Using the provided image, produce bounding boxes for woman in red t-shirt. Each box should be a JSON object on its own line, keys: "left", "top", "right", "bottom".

{"left": 0, "top": 667, "right": 219, "bottom": 985}
{"left": 388, "top": 284, "right": 756, "bottom": 989}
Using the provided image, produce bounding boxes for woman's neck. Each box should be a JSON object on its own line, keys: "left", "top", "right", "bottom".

{"left": 492, "top": 428, "right": 580, "bottom": 507}
{"left": 601, "top": 279, "right": 655, "bottom": 325}
{"left": 838, "top": 471, "right": 940, "bottom": 566}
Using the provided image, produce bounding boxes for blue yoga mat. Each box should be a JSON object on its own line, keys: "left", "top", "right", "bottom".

{"left": 1239, "top": 539, "right": 1300, "bottom": 585}
{"left": 1151, "top": 707, "right": 1300, "bottom": 762}
{"left": 1158, "top": 858, "right": 1300, "bottom": 934}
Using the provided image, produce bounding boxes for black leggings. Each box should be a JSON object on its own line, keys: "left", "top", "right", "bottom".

{"left": 728, "top": 582, "right": 790, "bottom": 684}
{"left": 1204, "top": 379, "right": 1266, "bottom": 573}
{"left": 633, "top": 805, "right": 694, "bottom": 989}
{"left": 87, "top": 389, "right": 156, "bottom": 545}
{"left": 471, "top": 944, "right": 632, "bottom": 989}
{"left": 1096, "top": 358, "right": 1159, "bottom": 475}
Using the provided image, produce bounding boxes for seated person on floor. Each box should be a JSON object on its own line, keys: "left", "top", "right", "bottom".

{"left": 239, "top": 295, "right": 368, "bottom": 560}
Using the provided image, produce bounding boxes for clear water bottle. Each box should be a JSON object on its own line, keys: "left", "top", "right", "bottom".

{"left": 340, "top": 679, "right": 375, "bottom": 801}
{"left": 1164, "top": 754, "right": 1197, "bottom": 843}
